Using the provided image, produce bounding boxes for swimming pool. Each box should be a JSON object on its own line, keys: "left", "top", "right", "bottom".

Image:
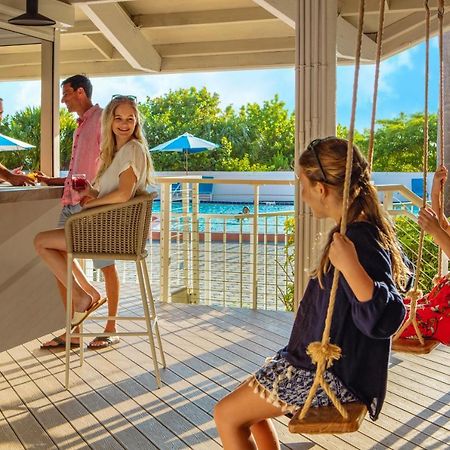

{"left": 151, "top": 200, "right": 294, "bottom": 234}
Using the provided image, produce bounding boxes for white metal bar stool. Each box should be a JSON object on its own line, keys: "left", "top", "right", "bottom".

{"left": 63, "top": 193, "right": 165, "bottom": 389}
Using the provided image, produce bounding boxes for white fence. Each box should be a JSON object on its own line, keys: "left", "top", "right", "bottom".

{"left": 88, "top": 178, "right": 443, "bottom": 311}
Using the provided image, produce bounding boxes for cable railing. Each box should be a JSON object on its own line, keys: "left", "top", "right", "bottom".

{"left": 85, "top": 179, "right": 444, "bottom": 310}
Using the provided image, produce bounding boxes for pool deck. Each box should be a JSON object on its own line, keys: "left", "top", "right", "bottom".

{"left": 1, "top": 283, "right": 449, "bottom": 449}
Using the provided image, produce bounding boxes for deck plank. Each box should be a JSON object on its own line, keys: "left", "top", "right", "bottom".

{"left": 165, "top": 304, "right": 449, "bottom": 449}
{"left": 1, "top": 291, "right": 449, "bottom": 450}
{"left": 0, "top": 410, "right": 24, "bottom": 450}
{"left": 31, "top": 338, "right": 209, "bottom": 449}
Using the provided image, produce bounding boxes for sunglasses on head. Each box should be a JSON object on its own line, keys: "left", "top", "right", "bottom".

{"left": 307, "top": 138, "right": 329, "bottom": 183}
{"left": 111, "top": 94, "right": 137, "bottom": 102}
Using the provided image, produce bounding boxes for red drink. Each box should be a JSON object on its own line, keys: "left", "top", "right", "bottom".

{"left": 72, "top": 174, "right": 87, "bottom": 191}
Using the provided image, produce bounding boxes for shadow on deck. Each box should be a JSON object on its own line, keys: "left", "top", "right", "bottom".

{"left": 0, "top": 284, "right": 449, "bottom": 449}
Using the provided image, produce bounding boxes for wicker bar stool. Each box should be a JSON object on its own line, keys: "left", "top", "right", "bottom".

{"left": 63, "top": 193, "right": 165, "bottom": 389}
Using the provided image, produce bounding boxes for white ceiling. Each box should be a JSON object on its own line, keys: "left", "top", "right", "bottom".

{"left": 0, "top": 0, "right": 449, "bottom": 81}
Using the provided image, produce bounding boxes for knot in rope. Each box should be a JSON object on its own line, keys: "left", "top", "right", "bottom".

{"left": 306, "top": 342, "right": 342, "bottom": 369}
{"left": 405, "top": 289, "right": 423, "bottom": 302}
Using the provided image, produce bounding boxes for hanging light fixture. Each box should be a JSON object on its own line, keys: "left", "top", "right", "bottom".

{"left": 8, "top": 0, "right": 55, "bottom": 26}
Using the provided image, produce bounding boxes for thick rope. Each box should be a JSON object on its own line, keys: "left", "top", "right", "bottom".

{"left": 437, "top": 0, "right": 445, "bottom": 276}
{"left": 367, "top": 0, "right": 386, "bottom": 172}
{"left": 298, "top": 0, "right": 366, "bottom": 422}
{"left": 394, "top": 0, "right": 431, "bottom": 346}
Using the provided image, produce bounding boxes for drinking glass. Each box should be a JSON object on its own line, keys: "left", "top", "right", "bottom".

{"left": 72, "top": 174, "right": 87, "bottom": 191}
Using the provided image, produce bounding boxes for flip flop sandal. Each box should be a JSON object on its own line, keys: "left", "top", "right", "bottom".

{"left": 71, "top": 297, "right": 108, "bottom": 328}
{"left": 87, "top": 336, "right": 120, "bottom": 350}
{"left": 40, "top": 336, "right": 80, "bottom": 349}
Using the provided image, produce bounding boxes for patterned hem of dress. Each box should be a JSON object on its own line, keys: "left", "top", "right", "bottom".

{"left": 246, "top": 353, "right": 358, "bottom": 415}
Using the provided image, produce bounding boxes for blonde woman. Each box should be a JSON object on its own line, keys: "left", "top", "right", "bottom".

{"left": 35, "top": 95, "right": 154, "bottom": 336}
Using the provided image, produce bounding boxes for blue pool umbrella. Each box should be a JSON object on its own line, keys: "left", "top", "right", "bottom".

{"left": 0, "top": 133, "right": 34, "bottom": 152}
{"left": 150, "top": 132, "right": 219, "bottom": 173}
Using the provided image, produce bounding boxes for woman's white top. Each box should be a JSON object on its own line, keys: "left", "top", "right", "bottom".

{"left": 97, "top": 139, "right": 150, "bottom": 198}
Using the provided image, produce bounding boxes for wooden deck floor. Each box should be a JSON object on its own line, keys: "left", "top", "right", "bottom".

{"left": 1, "top": 285, "right": 449, "bottom": 449}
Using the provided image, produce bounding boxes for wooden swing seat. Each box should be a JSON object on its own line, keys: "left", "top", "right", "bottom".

{"left": 288, "top": 402, "right": 367, "bottom": 434}
{"left": 392, "top": 338, "right": 440, "bottom": 354}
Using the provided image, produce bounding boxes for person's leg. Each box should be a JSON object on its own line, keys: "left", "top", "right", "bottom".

{"left": 214, "top": 381, "right": 283, "bottom": 450}
{"left": 34, "top": 229, "right": 92, "bottom": 313}
{"left": 101, "top": 264, "right": 119, "bottom": 332}
{"left": 89, "top": 263, "right": 120, "bottom": 348}
{"left": 72, "top": 260, "right": 102, "bottom": 303}
{"left": 249, "top": 420, "right": 280, "bottom": 450}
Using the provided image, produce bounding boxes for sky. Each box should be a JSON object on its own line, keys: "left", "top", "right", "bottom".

{"left": 0, "top": 37, "right": 440, "bottom": 132}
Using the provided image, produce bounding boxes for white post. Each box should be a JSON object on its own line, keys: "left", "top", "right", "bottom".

{"left": 40, "top": 30, "right": 60, "bottom": 176}
{"left": 182, "top": 182, "right": 190, "bottom": 290}
{"left": 383, "top": 191, "right": 393, "bottom": 211}
{"left": 294, "top": 0, "right": 337, "bottom": 310}
{"left": 252, "top": 185, "right": 260, "bottom": 309}
{"left": 205, "top": 218, "right": 212, "bottom": 304}
{"left": 160, "top": 183, "right": 171, "bottom": 302}
{"left": 191, "top": 183, "right": 200, "bottom": 303}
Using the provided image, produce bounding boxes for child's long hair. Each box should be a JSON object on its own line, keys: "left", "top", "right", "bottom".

{"left": 299, "top": 137, "right": 409, "bottom": 290}
{"left": 95, "top": 96, "right": 154, "bottom": 186}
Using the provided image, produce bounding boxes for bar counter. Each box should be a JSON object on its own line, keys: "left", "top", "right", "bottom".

{"left": 0, "top": 185, "right": 65, "bottom": 352}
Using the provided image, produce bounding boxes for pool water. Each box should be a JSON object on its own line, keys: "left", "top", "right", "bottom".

{"left": 151, "top": 201, "right": 294, "bottom": 234}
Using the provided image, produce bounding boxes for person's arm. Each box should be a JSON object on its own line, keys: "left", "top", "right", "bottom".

{"left": 430, "top": 165, "right": 449, "bottom": 229}
{"left": 35, "top": 171, "right": 66, "bottom": 186}
{"left": 82, "top": 166, "right": 137, "bottom": 209}
{"left": 418, "top": 206, "right": 450, "bottom": 257}
{"left": 329, "top": 225, "right": 406, "bottom": 339}
{"left": 329, "top": 232, "right": 374, "bottom": 302}
{"left": 0, "top": 163, "right": 34, "bottom": 186}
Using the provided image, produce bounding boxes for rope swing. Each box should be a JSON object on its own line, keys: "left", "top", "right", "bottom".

{"left": 290, "top": 0, "right": 371, "bottom": 434}
{"left": 392, "top": 0, "right": 442, "bottom": 355}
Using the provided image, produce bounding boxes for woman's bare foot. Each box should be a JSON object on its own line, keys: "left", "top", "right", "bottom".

{"left": 73, "top": 292, "right": 94, "bottom": 314}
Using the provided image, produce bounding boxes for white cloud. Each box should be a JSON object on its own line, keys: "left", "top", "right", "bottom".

{"left": 91, "top": 68, "right": 294, "bottom": 112}
{"left": 0, "top": 80, "right": 41, "bottom": 116}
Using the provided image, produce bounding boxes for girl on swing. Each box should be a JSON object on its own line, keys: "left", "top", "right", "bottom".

{"left": 399, "top": 165, "right": 450, "bottom": 345}
{"left": 214, "top": 137, "right": 409, "bottom": 450}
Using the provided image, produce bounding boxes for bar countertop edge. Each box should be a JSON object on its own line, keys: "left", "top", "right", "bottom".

{"left": 0, "top": 185, "right": 64, "bottom": 203}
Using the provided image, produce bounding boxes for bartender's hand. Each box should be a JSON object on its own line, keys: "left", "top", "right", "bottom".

{"left": 11, "top": 166, "right": 24, "bottom": 174}
{"left": 8, "top": 172, "right": 34, "bottom": 186}
{"left": 35, "top": 171, "right": 52, "bottom": 185}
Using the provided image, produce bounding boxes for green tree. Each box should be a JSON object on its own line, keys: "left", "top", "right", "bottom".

{"left": 139, "top": 88, "right": 295, "bottom": 171}
{"left": 355, "top": 112, "right": 437, "bottom": 172}
{"left": 0, "top": 107, "right": 76, "bottom": 171}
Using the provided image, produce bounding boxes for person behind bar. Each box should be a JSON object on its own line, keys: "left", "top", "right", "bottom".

{"left": 0, "top": 97, "right": 35, "bottom": 186}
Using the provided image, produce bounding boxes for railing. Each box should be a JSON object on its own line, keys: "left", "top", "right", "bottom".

{"left": 377, "top": 184, "right": 445, "bottom": 292}
{"left": 154, "top": 177, "right": 295, "bottom": 310}
{"left": 86, "top": 180, "right": 445, "bottom": 310}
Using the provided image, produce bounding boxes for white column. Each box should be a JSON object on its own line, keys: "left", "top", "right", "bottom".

{"left": 294, "top": 0, "right": 337, "bottom": 310}
{"left": 40, "top": 29, "right": 60, "bottom": 176}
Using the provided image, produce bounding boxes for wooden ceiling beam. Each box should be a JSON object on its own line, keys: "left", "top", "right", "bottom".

{"left": 337, "top": 16, "right": 377, "bottom": 61}
{"left": 64, "top": 8, "right": 278, "bottom": 35}
{"left": 0, "top": 48, "right": 114, "bottom": 67}
{"left": 78, "top": 2, "right": 161, "bottom": 72}
{"left": 251, "top": 0, "right": 295, "bottom": 28}
{"left": 85, "top": 33, "right": 114, "bottom": 59}
{"left": 339, "top": 0, "right": 446, "bottom": 15}
{"left": 135, "top": 7, "right": 275, "bottom": 28}
{"left": 155, "top": 37, "right": 295, "bottom": 57}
